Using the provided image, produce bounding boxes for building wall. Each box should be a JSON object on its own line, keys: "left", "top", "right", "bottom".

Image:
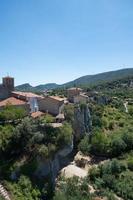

{"left": 2, "top": 77, "right": 14, "bottom": 91}
{"left": 38, "top": 97, "right": 64, "bottom": 115}
{"left": 0, "top": 77, "right": 14, "bottom": 100}
{"left": 0, "top": 85, "right": 10, "bottom": 100}
{"left": 74, "top": 95, "right": 88, "bottom": 104}
{"left": 67, "top": 89, "right": 81, "bottom": 103}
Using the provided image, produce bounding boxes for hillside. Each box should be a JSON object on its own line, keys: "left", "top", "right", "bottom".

{"left": 35, "top": 83, "right": 59, "bottom": 91}
{"left": 16, "top": 83, "right": 59, "bottom": 92}
{"left": 15, "top": 83, "right": 34, "bottom": 92}
{"left": 63, "top": 68, "right": 133, "bottom": 88}
{"left": 15, "top": 68, "right": 133, "bottom": 92}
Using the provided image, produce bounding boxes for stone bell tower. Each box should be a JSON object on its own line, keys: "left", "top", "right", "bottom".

{"left": 2, "top": 76, "right": 14, "bottom": 91}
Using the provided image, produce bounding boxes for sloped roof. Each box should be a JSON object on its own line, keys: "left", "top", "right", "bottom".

{"left": 12, "top": 91, "right": 43, "bottom": 98}
{"left": 49, "top": 96, "right": 65, "bottom": 102}
{"left": 31, "top": 111, "right": 45, "bottom": 118}
{"left": 0, "top": 97, "right": 26, "bottom": 107}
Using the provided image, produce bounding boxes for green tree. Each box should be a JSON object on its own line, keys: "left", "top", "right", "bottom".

{"left": 91, "top": 132, "right": 109, "bottom": 156}
{"left": 64, "top": 105, "right": 74, "bottom": 124}
{"left": 57, "top": 123, "right": 73, "bottom": 147}
{"left": 0, "top": 104, "right": 26, "bottom": 122}
{"left": 78, "top": 135, "right": 91, "bottom": 155}
{"left": 111, "top": 136, "right": 127, "bottom": 156}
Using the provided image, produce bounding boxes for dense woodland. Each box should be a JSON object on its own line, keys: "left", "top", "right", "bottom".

{"left": 0, "top": 75, "right": 133, "bottom": 200}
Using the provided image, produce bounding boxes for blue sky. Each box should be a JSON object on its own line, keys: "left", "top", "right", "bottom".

{"left": 0, "top": 0, "right": 133, "bottom": 86}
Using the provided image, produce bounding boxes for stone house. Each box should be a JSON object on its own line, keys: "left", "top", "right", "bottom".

{"left": 12, "top": 91, "right": 43, "bottom": 113}
{"left": 74, "top": 93, "right": 89, "bottom": 104}
{"left": 67, "top": 87, "right": 82, "bottom": 103}
{"left": 0, "top": 77, "right": 65, "bottom": 116}
{"left": 38, "top": 96, "right": 64, "bottom": 116}
{"left": 0, "top": 97, "right": 30, "bottom": 113}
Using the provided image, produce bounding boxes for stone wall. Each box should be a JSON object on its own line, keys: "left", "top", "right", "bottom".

{"left": 38, "top": 97, "right": 64, "bottom": 116}
{"left": 67, "top": 89, "right": 82, "bottom": 103}
{"left": 0, "top": 85, "right": 10, "bottom": 100}
{"left": 74, "top": 94, "right": 89, "bottom": 104}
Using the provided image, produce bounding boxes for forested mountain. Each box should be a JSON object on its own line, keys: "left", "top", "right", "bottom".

{"left": 15, "top": 68, "right": 133, "bottom": 92}
{"left": 15, "top": 83, "right": 59, "bottom": 92}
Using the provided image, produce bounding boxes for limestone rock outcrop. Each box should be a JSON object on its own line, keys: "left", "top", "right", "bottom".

{"left": 73, "top": 104, "right": 92, "bottom": 140}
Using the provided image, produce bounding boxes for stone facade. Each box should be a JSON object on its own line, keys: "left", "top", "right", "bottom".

{"left": 74, "top": 93, "right": 89, "bottom": 104}
{"left": 0, "top": 84, "right": 10, "bottom": 100}
{"left": 38, "top": 96, "right": 64, "bottom": 116}
{"left": 67, "top": 88, "right": 82, "bottom": 103}
{"left": 0, "top": 76, "right": 14, "bottom": 100}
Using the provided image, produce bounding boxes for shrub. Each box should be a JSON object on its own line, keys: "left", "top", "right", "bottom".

{"left": 57, "top": 123, "right": 73, "bottom": 147}
{"left": 127, "top": 158, "right": 133, "bottom": 171}
{"left": 91, "top": 132, "right": 109, "bottom": 156}
{"left": 78, "top": 135, "right": 91, "bottom": 155}
{"left": 110, "top": 136, "right": 127, "bottom": 156}
{"left": 38, "top": 145, "right": 49, "bottom": 159}
{"left": 89, "top": 166, "right": 100, "bottom": 181}
{"left": 108, "top": 121, "right": 115, "bottom": 130}
{"left": 41, "top": 114, "right": 55, "bottom": 123}
{"left": 64, "top": 105, "right": 74, "bottom": 124}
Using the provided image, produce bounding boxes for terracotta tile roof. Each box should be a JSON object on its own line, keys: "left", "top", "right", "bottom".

{"left": 0, "top": 97, "right": 26, "bottom": 107}
{"left": 31, "top": 111, "right": 45, "bottom": 118}
{"left": 12, "top": 91, "right": 43, "bottom": 98}
{"left": 49, "top": 96, "right": 65, "bottom": 102}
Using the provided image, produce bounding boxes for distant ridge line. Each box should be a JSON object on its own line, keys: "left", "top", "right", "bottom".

{"left": 15, "top": 68, "right": 133, "bottom": 92}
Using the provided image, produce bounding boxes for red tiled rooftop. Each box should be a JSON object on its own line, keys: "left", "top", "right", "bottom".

{"left": 12, "top": 91, "right": 43, "bottom": 98}
{"left": 49, "top": 96, "right": 65, "bottom": 102}
{"left": 31, "top": 111, "right": 45, "bottom": 118}
{"left": 0, "top": 97, "right": 26, "bottom": 107}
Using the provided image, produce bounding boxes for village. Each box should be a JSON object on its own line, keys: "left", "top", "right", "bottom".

{"left": 0, "top": 76, "right": 92, "bottom": 124}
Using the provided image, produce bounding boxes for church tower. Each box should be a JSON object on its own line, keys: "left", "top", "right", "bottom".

{"left": 2, "top": 76, "right": 14, "bottom": 91}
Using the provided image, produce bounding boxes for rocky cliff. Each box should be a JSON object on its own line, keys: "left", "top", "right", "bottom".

{"left": 35, "top": 140, "right": 73, "bottom": 184}
{"left": 73, "top": 104, "right": 92, "bottom": 140}
{"left": 35, "top": 104, "right": 92, "bottom": 183}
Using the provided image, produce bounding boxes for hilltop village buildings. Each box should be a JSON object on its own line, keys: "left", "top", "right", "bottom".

{"left": 0, "top": 76, "right": 65, "bottom": 116}
{"left": 0, "top": 76, "right": 90, "bottom": 118}
{"left": 67, "top": 87, "right": 89, "bottom": 103}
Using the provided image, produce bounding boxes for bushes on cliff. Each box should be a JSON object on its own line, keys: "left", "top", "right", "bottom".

{"left": 37, "top": 144, "right": 49, "bottom": 159}
{"left": 88, "top": 159, "right": 133, "bottom": 200}
{"left": 91, "top": 132, "right": 109, "bottom": 156}
{"left": 41, "top": 114, "right": 55, "bottom": 123}
{"left": 64, "top": 105, "right": 74, "bottom": 124}
{"left": 78, "top": 135, "right": 91, "bottom": 155}
{"left": 56, "top": 123, "right": 73, "bottom": 148}
{"left": 0, "top": 125, "right": 14, "bottom": 156}
{"left": 12, "top": 117, "right": 38, "bottom": 153}
{"left": 5, "top": 175, "right": 40, "bottom": 200}
{"left": 0, "top": 105, "right": 26, "bottom": 122}
{"left": 54, "top": 177, "right": 92, "bottom": 200}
